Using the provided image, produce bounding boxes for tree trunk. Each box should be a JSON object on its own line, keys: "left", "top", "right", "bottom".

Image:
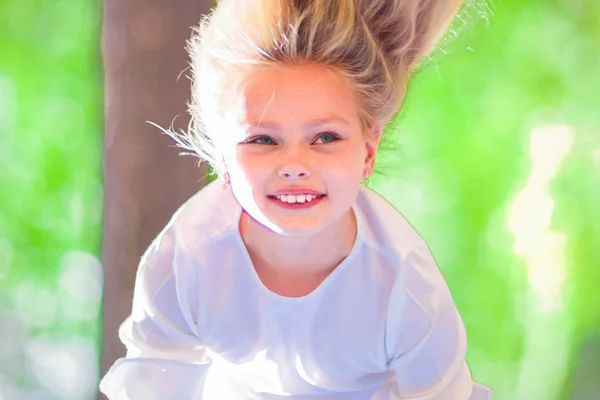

{"left": 100, "top": 0, "right": 212, "bottom": 398}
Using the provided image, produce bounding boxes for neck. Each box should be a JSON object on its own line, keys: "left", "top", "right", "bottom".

{"left": 239, "top": 209, "right": 357, "bottom": 277}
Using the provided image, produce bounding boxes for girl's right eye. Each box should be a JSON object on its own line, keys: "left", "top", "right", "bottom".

{"left": 244, "top": 136, "right": 276, "bottom": 145}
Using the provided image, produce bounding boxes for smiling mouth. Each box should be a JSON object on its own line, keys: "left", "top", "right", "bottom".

{"left": 269, "top": 194, "right": 326, "bottom": 204}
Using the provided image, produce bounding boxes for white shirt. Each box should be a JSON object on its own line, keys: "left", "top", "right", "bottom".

{"left": 100, "top": 181, "right": 493, "bottom": 400}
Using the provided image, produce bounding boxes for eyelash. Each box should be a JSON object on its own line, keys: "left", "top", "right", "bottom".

{"left": 244, "top": 132, "right": 341, "bottom": 145}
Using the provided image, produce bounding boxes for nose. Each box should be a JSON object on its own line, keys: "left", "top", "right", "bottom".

{"left": 278, "top": 161, "right": 311, "bottom": 180}
{"left": 277, "top": 142, "right": 312, "bottom": 180}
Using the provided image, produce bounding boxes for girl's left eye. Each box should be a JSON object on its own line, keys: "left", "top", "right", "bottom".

{"left": 314, "top": 133, "right": 340, "bottom": 144}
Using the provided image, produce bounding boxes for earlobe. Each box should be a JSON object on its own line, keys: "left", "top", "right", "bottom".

{"left": 217, "top": 155, "right": 230, "bottom": 186}
{"left": 218, "top": 154, "right": 228, "bottom": 171}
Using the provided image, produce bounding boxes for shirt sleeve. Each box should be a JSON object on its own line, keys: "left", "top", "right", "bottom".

{"left": 370, "top": 242, "right": 493, "bottom": 400}
{"left": 100, "top": 228, "right": 212, "bottom": 400}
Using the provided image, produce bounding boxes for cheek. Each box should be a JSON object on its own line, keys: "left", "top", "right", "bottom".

{"left": 231, "top": 151, "right": 272, "bottom": 181}
{"left": 322, "top": 149, "right": 366, "bottom": 177}
{"left": 325, "top": 164, "right": 362, "bottom": 181}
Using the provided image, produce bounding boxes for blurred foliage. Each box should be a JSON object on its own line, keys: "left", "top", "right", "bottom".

{"left": 0, "top": 0, "right": 599, "bottom": 399}
{"left": 0, "top": 0, "right": 103, "bottom": 399}
{"left": 378, "top": 0, "right": 600, "bottom": 398}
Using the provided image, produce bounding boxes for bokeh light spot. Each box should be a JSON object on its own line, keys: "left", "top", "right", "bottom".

{"left": 26, "top": 337, "right": 99, "bottom": 400}
{"left": 58, "top": 251, "right": 103, "bottom": 304}
{"left": 13, "top": 281, "right": 58, "bottom": 329}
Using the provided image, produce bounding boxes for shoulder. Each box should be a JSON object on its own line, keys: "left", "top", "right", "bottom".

{"left": 355, "top": 186, "right": 435, "bottom": 273}
{"left": 355, "top": 186, "right": 425, "bottom": 251}
{"left": 354, "top": 189, "right": 465, "bottom": 364}
{"left": 169, "top": 179, "right": 240, "bottom": 242}
{"left": 150, "top": 180, "right": 240, "bottom": 261}
{"left": 135, "top": 180, "right": 240, "bottom": 299}
{"left": 354, "top": 185, "right": 454, "bottom": 323}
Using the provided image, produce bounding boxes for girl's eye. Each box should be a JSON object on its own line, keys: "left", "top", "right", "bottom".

{"left": 246, "top": 136, "right": 276, "bottom": 145}
{"left": 314, "top": 132, "right": 340, "bottom": 144}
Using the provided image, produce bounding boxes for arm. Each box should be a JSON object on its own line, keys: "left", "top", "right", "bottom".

{"left": 100, "top": 228, "right": 212, "bottom": 399}
{"left": 371, "top": 244, "right": 493, "bottom": 400}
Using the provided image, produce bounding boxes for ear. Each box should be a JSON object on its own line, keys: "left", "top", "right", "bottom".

{"left": 363, "top": 123, "right": 382, "bottom": 176}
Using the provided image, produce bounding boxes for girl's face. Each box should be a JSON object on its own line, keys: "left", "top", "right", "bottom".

{"left": 220, "top": 64, "right": 378, "bottom": 236}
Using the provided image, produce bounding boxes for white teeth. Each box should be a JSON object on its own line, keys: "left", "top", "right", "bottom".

{"left": 277, "top": 194, "right": 319, "bottom": 203}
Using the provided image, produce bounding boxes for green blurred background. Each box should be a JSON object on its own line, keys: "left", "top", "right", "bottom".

{"left": 1, "top": 0, "right": 599, "bottom": 399}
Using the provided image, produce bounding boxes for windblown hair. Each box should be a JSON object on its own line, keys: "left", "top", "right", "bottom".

{"left": 173, "top": 0, "right": 477, "bottom": 175}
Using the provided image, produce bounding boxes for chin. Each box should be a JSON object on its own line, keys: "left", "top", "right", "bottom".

{"left": 275, "top": 225, "right": 324, "bottom": 237}
{"left": 266, "top": 216, "right": 327, "bottom": 237}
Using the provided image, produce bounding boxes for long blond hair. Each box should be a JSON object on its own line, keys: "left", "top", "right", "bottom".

{"left": 172, "top": 0, "right": 480, "bottom": 175}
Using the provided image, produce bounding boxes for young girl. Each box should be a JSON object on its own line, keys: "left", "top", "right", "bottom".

{"left": 100, "top": 0, "right": 493, "bottom": 398}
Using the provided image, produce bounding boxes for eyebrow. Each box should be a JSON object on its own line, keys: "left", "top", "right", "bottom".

{"left": 250, "top": 117, "right": 351, "bottom": 130}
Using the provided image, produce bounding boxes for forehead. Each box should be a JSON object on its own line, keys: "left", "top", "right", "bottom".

{"left": 237, "top": 64, "right": 360, "bottom": 125}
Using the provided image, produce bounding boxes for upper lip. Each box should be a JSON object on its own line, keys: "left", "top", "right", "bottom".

{"left": 269, "top": 188, "right": 325, "bottom": 196}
